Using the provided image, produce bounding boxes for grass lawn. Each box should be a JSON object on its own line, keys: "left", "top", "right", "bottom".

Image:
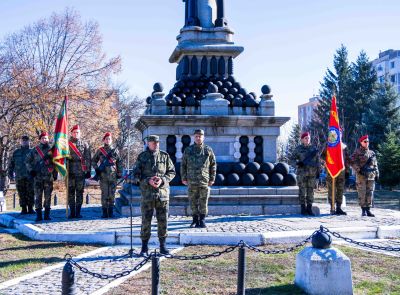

{"left": 0, "top": 233, "right": 100, "bottom": 283}
{"left": 106, "top": 244, "right": 400, "bottom": 295}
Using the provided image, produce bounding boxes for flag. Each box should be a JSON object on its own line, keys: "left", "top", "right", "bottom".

{"left": 326, "top": 96, "right": 344, "bottom": 178}
{"left": 52, "top": 96, "right": 69, "bottom": 176}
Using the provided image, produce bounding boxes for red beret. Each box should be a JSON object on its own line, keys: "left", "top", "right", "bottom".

{"left": 359, "top": 135, "right": 368, "bottom": 143}
{"left": 70, "top": 125, "right": 80, "bottom": 132}
{"left": 103, "top": 132, "right": 112, "bottom": 140}
{"left": 301, "top": 132, "right": 310, "bottom": 139}
{"left": 39, "top": 131, "right": 49, "bottom": 139}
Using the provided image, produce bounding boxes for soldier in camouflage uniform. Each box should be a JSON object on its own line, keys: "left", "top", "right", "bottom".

{"left": 290, "top": 132, "right": 320, "bottom": 216}
{"left": 132, "top": 135, "right": 176, "bottom": 256}
{"left": 67, "top": 125, "right": 91, "bottom": 219}
{"left": 351, "top": 135, "right": 379, "bottom": 217}
{"left": 8, "top": 135, "right": 35, "bottom": 214}
{"left": 92, "top": 132, "right": 123, "bottom": 218}
{"left": 181, "top": 129, "right": 216, "bottom": 228}
{"left": 25, "top": 132, "right": 58, "bottom": 221}
{"left": 322, "top": 130, "right": 350, "bottom": 215}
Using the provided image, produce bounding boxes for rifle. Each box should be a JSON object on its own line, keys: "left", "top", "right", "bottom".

{"left": 360, "top": 155, "right": 376, "bottom": 176}
{"left": 93, "top": 147, "right": 118, "bottom": 181}
{"left": 301, "top": 149, "right": 319, "bottom": 167}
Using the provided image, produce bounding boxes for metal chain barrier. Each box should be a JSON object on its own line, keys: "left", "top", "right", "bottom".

{"left": 163, "top": 244, "right": 240, "bottom": 260}
{"left": 321, "top": 226, "right": 400, "bottom": 252}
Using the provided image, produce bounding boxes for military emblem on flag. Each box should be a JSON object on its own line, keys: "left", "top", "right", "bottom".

{"left": 52, "top": 96, "right": 70, "bottom": 176}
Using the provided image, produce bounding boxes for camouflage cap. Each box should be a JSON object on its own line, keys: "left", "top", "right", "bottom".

{"left": 194, "top": 129, "right": 204, "bottom": 135}
{"left": 147, "top": 135, "right": 160, "bottom": 142}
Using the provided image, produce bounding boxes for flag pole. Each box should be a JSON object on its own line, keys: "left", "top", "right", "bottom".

{"left": 331, "top": 176, "right": 335, "bottom": 212}
{"left": 65, "top": 92, "right": 69, "bottom": 219}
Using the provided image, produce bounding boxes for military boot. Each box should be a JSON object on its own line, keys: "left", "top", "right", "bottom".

{"left": 76, "top": 205, "right": 82, "bottom": 218}
{"left": 300, "top": 204, "right": 307, "bottom": 216}
{"left": 365, "top": 207, "right": 375, "bottom": 217}
{"left": 361, "top": 207, "right": 367, "bottom": 216}
{"left": 107, "top": 207, "right": 114, "bottom": 218}
{"left": 190, "top": 215, "right": 199, "bottom": 228}
{"left": 198, "top": 214, "right": 207, "bottom": 228}
{"left": 101, "top": 207, "right": 108, "bottom": 218}
{"left": 44, "top": 208, "right": 51, "bottom": 220}
{"left": 140, "top": 239, "right": 149, "bottom": 257}
{"left": 68, "top": 206, "right": 76, "bottom": 219}
{"left": 20, "top": 206, "right": 28, "bottom": 215}
{"left": 35, "top": 209, "right": 43, "bottom": 222}
{"left": 159, "top": 238, "right": 170, "bottom": 255}
{"left": 27, "top": 205, "right": 35, "bottom": 214}
{"left": 335, "top": 204, "right": 347, "bottom": 215}
{"left": 306, "top": 204, "right": 315, "bottom": 216}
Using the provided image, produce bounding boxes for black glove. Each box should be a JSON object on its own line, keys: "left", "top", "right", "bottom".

{"left": 30, "top": 171, "right": 37, "bottom": 177}
{"left": 296, "top": 161, "right": 304, "bottom": 168}
{"left": 85, "top": 171, "right": 92, "bottom": 179}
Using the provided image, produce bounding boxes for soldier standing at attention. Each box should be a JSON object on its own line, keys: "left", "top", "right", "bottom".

{"left": 92, "top": 132, "right": 123, "bottom": 218}
{"left": 351, "top": 135, "right": 379, "bottom": 217}
{"left": 291, "top": 132, "right": 320, "bottom": 216}
{"left": 181, "top": 129, "right": 216, "bottom": 228}
{"left": 25, "top": 132, "right": 57, "bottom": 221}
{"left": 67, "top": 125, "right": 91, "bottom": 219}
{"left": 8, "top": 135, "right": 35, "bottom": 215}
{"left": 132, "top": 135, "right": 176, "bottom": 256}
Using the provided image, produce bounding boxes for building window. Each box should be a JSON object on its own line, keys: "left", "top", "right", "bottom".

{"left": 377, "top": 65, "right": 383, "bottom": 71}
{"left": 390, "top": 61, "right": 395, "bottom": 69}
{"left": 390, "top": 75, "right": 396, "bottom": 83}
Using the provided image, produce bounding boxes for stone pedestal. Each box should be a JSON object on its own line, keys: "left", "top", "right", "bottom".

{"left": 151, "top": 92, "right": 168, "bottom": 115}
{"left": 259, "top": 94, "right": 274, "bottom": 116}
{"left": 295, "top": 247, "right": 353, "bottom": 295}
{"left": 201, "top": 93, "right": 229, "bottom": 115}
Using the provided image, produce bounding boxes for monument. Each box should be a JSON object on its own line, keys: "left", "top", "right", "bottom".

{"left": 116, "top": 0, "right": 316, "bottom": 216}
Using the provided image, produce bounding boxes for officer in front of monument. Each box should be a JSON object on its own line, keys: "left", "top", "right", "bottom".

{"left": 350, "top": 135, "right": 379, "bottom": 217}
{"left": 25, "top": 131, "right": 58, "bottom": 221}
{"left": 181, "top": 129, "right": 216, "bottom": 228}
{"left": 8, "top": 135, "right": 35, "bottom": 215}
{"left": 132, "top": 135, "right": 176, "bottom": 256}
{"left": 291, "top": 132, "right": 320, "bottom": 216}
{"left": 67, "top": 125, "right": 91, "bottom": 219}
{"left": 92, "top": 132, "right": 123, "bottom": 218}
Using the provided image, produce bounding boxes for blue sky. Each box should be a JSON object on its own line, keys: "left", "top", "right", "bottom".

{"left": 1, "top": 0, "right": 400, "bottom": 128}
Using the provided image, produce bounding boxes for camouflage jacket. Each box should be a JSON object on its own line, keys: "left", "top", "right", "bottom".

{"left": 290, "top": 144, "right": 321, "bottom": 177}
{"left": 8, "top": 146, "right": 31, "bottom": 180}
{"left": 321, "top": 143, "right": 351, "bottom": 174}
{"left": 92, "top": 144, "right": 123, "bottom": 181}
{"left": 67, "top": 138, "right": 91, "bottom": 176}
{"left": 350, "top": 147, "right": 379, "bottom": 180}
{"left": 132, "top": 148, "right": 176, "bottom": 201}
{"left": 25, "top": 143, "right": 56, "bottom": 181}
{"left": 181, "top": 143, "right": 216, "bottom": 186}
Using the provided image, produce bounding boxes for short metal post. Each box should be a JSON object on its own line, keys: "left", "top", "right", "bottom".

{"left": 86, "top": 193, "right": 90, "bottom": 205}
{"left": 237, "top": 247, "right": 246, "bottom": 295}
{"left": 13, "top": 193, "right": 16, "bottom": 209}
{"left": 152, "top": 252, "right": 160, "bottom": 295}
{"left": 54, "top": 194, "right": 58, "bottom": 206}
{"left": 61, "top": 261, "right": 77, "bottom": 295}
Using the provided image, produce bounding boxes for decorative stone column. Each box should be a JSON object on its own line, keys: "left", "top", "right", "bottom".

{"left": 259, "top": 85, "right": 274, "bottom": 116}
{"left": 248, "top": 136, "right": 256, "bottom": 162}
{"left": 201, "top": 83, "right": 229, "bottom": 115}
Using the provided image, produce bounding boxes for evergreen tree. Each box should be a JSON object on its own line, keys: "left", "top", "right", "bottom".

{"left": 283, "top": 123, "right": 301, "bottom": 164}
{"left": 364, "top": 81, "right": 400, "bottom": 151}
{"left": 377, "top": 132, "right": 400, "bottom": 189}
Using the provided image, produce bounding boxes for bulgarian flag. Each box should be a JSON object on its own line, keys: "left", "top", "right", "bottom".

{"left": 52, "top": 96, "right": 70, "bottom": 176}
{"left": 325, "top": 96, "right": 344, "bottom": 178}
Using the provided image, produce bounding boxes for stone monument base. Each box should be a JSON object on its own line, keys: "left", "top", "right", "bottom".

{"left": 116, "top": 186, "right": 321, "bottom": 216}
{"left": 295, "top": 246, "right": 353, "bottom": 295}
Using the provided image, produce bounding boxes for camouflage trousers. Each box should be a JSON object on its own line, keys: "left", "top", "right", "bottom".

{"left": 34, "top": 178, "right": 53, "bottom": 210}
{"left": 356, "top": 174, "right": 375, "bottom": 207}
{"left": 188, "top": 185, "right": 210, "bottom": 215}
{"left": 140, "top": 198, "right": 169, "bottom": 240}
{"left": 16, "top": 177, "right": 34, "bottom": 207}
{"left": 68, "top": 174, "right": 85, "bottom": 207}
{"left": 327, "top": 170, "right": 345, "bottom": 205}
{"left": 297, "top": 174, "right": 315, "bottom": 205}
{"left": 100, "top": 180, "right": 116, "bottom": 208}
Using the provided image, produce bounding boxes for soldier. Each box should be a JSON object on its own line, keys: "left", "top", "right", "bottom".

{"left": 351, "top": 135, "right": 379, "bottom": 217}
{"left": 92, "top": 132, "right": 122, "bottom": 218}
{"left": 67, "top": 125, "right": 91, "bottom": 219}
{"left": 8, "top": 135, "right": 35, "bottom": 214}
{"left": 25, "top": 132, "right": 57, "bottom": 221}
{"left": 132, "top": 135, "right": 176, "bottom": 256}
{"left": 322, "top": 129, "right": 350, "bottom": 215}
{"left": 181, "top": 129, "right": 216, "bottom": 228}
{"left": 290, "top": 132, "right": 320, "bottom": 216}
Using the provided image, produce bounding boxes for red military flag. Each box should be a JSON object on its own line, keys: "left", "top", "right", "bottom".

{"left": 325, "top": 96, "right": 344, "bottom": 178}
{"left": 52, "top": 96, "right": 70, "bottom": 176}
